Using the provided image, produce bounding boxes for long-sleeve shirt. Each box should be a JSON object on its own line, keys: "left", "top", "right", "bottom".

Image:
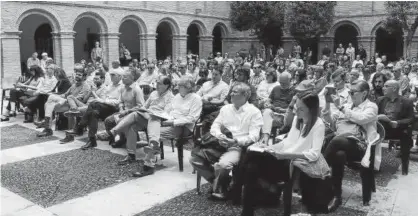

{"left": 197, "top": 80, "right": 229, "bottom": 104}
{"left": 63, "top": 82, "right": 91, "bottom": 101}
{"left": 103, "top": 82, "right": 123, "bottom": 107}
{"left": 211, "top": 102, "right": 263, "bottom": 149}
{"left": 36, "top": 75, "right": 58, "bottom": 94}
{"left": 144, "top": 90, "right": 174, "bottom": 113}
{"left": 137, "top": 70, "right": 158, "bottom": 87}
{"left": 165, "top": 92, "right": 202, "bottom": 132}
{"left": 268, "top": 117, "right": 325, "bottom": 162}
{"left": 376, "top": 95, "right": 415, "bottom": 129}
{"left": 322, "top": 99, "right": 381, "bottom": 170}
{"left": 119, "top": 83, "right": 145, "bottom": 111}
{"left": 27, "top": 58, "right": 40, "bottom": 69}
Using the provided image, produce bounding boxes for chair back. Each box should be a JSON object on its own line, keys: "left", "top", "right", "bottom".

{"left": 374, "top": 121, "right": 385, "bottom": 145}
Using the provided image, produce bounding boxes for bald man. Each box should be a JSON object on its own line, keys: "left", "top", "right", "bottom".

{"left": 377, "top": 80, "right": 415, "bottom": 175}
{"left": 261, "top": 71, "right": 296, "bottom": 143}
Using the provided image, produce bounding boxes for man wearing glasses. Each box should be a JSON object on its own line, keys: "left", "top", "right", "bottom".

{"left": 137, "top": 63, "right": 159, "bottom": 89}
{"left": 319, "top": 68, "right": 352, "bottom": 114}
{"left": 249, "top": 63, "right": 265, "bottom": 88}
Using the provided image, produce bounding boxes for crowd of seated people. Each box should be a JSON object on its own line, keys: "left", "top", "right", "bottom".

{"left": 2, "top": 45, "right": 418, "bottom": 215}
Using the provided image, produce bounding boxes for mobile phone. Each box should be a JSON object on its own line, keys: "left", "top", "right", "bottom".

{"left": 325, "top": 86, "right": 336, "bottom": 103}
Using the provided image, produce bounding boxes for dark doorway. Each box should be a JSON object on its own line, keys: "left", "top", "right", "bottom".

{"left": 34, "top": 24, "right": 53, "bottom": 59}
{"left": 73, "top": 17, "right": 102, "bottom": 63}
{"left": 212, "top": 25, "right": 223, "bottom": 54}
{"left": 302, "top": 38, "right": 319, "bottom": 64}
{"left": 375, "top": 27, "right": 403, "bottom": 61}
{"left": 119, "top": 20, "right": 141, "bottom": 61}
{"left": 187, "top": 24, "right": 199, "bottom": 55}
{"left": 156, "top": 22, "right": 173, "bottom": 60}
{"left": 334, "top": 25, "right": 359, "bottom": 54}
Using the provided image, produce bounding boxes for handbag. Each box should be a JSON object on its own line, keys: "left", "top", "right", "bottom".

{"left": 191, "top": 132, "right": 228, "bottom": 165}
{"left": 291, "top": 154, "right": 331, "bottom": 179}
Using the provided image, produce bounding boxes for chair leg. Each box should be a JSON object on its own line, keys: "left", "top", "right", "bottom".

{"left": 1, "top": 90, "right": 5, "bottom": 115}
{"left": 360, "top": 167, "right": 372, "bottom": 205}
{"left": 196, "top": 171, "right": 202, "bottom": 195}
{"left": 192, "top": 168, "right": 196, "bottom": 174}
{"left": 160, "top": 141, "right": 164, "bottom": 160}
{"left": 171, "top": 139, "right": 175, "bottom": 152}
{"left": 177, "top": 140, "right": 184, "bottom": 172}
{"left": 283, "top": 168, "right": 296, "bottom": 216}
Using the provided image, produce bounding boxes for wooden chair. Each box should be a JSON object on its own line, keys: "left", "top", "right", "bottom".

{"left": 385, "top": 123, "right": 414, "bottom": 175}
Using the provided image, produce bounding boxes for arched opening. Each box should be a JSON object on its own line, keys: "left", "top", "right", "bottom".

{"left": 212, "top": 25, "right": 223, "bottom": 54}
{"left": 187, "top": 24, "right": 200, "bottom": 56}
{"left": 18, "top": 14, "right": 54, "bottom": 72}
{"left": 156, "top": 22, "right": 173, "bottom": 60}
{"left": 119, "top": 19, "right": 141, "bottom": 65}
{"left": 334, "top": 24, "right": 359, "bottom": 54}
{"left": 73, "top": 17, "right": 102, "bottom": 63}
{"left": 375, "top": 27, "right": 403, "bottom": 62}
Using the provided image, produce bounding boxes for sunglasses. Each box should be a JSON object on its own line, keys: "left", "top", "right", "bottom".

{"left": 348, "top": 90, "right": 361, "bottom": 96}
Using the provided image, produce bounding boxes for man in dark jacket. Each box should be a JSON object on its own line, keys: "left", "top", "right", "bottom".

{"left": 377, "top": 80, "right": 415, "bottom": 175}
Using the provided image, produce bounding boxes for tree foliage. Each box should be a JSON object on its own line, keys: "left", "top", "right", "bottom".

{"left": 384, "top": 1, "right": 418, "bottom": 57}
{"left": 229, "top": 1, "right": 336, "bottom": 48}
{"left": 286, "top": 1, "right": 337, "bottom": 42}
{"left": 229, "top": 1, "right": 286, "bottom": 47}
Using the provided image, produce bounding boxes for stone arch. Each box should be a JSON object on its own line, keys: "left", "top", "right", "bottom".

{"left": 16, "top": 8, "right": 61, "bottom": 32}
{"left": 157, "top": 17, "right": 180, "bottom": 35}
{"left": 120, "top": 15, "right": 147, "bottom": 34}
{"left": 213, "top": 22, "right": 229, "bottom": 37}
{"left": 73, "top": 11, "right": 108, "bottom": 33}
{"left": 189, "top": 20, "right": 208, "bottom": 36}
{"left": 329, "top": 20, "right": 362, "bottom": 37}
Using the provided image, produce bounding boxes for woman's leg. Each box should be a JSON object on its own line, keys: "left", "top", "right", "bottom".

{"left": 241, "top": 151, "right": 289, "bottom": 215}
{"left": 324, "top": 136, "right": 363, "bottom": 211}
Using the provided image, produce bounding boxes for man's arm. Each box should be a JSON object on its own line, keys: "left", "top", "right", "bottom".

{"left": 210, "top": 107, "right": 225, "bottom": 138}
{"left": 343, "top": 102, "right": 378, "bottom": 125}
{"left": 396, "top": 99, "right": 415, "bottom": 128}
{"left": 235, "top": 110, "right": 263, "bottom": 147}
{"left": 210, "top": 84, "right": 230, "bottom": 104}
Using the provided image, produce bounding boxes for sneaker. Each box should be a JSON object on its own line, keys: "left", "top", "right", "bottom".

{"left": 411, "top": 146, "right": 418, "bottom": 153}
{"left": 59, "top": 134, "right": 74, "bottom": 144}
{"left": 96, "top": 131, "right": 111, "bottom": 141}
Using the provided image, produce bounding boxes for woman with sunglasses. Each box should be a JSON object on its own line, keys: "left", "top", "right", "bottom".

{"left": 322, "top": 79, "right": 380, "bottom": 211}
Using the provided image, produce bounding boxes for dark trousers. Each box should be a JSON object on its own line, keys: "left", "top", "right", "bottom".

{"left": 27, "top": 94, "right": 49, "bottom": 119}
{"left": 241, "top": 151, "right": 290, "bottom": 215}
{"left": 323, "top": 136, "right": 364, "bottom": 197}
{"left": 104, "top": 110, "right": 126, "bottom": 143}
{"left": 380, "top": 120, "right": 413, "bottom": 173}
{"left": 7, "top": 89, "right": 24, "bottom": 111}
{"left": 79, "top": 101, "right": 118, "bottom": 138}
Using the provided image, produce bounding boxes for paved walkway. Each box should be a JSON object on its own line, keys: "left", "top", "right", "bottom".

{"left": 1, "top": 114, "right": 417, "bottom": 216}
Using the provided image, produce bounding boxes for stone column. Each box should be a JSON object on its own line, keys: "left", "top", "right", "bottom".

{"left": 1, "top": 31, "right": 21, "bottom": 89}
{"left": 318, "top": 36, "right": 334, "bottom": 59}
{"left": 198, "top": 35, "right": 213, "bottom": 59}
{"left": 173, "top": 35, "right": 188, "bottom": 61}
{"left": 139, "top": 33, "right": 156, "bottom": 60}
{"left": 51, "top": 32, "right": 61, "bottom": 67}
{"left": 102, "top": 33, "right": 120, "bottom": 64}
{"left": 403, "top": 35, "right": 410, "bottom": 58}
{"left": 281, "top": 36, "right": 294, "bottom": 58}
{"left": 59, "top": 31, "right": 75, "bottom": 76}
{"left": 357, "top": 36, "right": 373, "bottom": 61}
{"left": 369, "top": 36, "right": 376, "bottom": 58}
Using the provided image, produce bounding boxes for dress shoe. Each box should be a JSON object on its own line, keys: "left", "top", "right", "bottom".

{"left": 37, "top": 128, "right": 53, "bottom": 137}
{"left": 9, "top": 111, "right": 16, "bottom": 117}
{"left": 23, "top": 113, "right": 34, "bottom": 123}
{"left": 60, "top": 134, "right": 74, "bottom": 144}
{"left": 34, "top": 118, "right": 50, "bottom": 128}
{"left": 210, "top": 192, "right": 227, "bottom": 201}
{"left": 143, "top": 140, "right": 161, "bottom": 154}
{"left": 132, "top": 165, "right": 155, "bottom": 177}
{"left": 328, "top": 196, "right": 342, "bottom": 212}
{"left": 118, "top": 154, "right": 135, "bottom": 165}
{"left": 81, "top": 138, "right": 97, "bottom": 150}
{"left": 1, "top": 115, "right": 9, "bottom": 122}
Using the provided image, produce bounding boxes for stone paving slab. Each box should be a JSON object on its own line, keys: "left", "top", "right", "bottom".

{"left": 1, "top": 148, "right": 165, "bottom": 207}
{"left": 1, "top": 124, "right": 59, "bottom": 150}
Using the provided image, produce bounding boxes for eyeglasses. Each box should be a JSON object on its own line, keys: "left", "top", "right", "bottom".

{"left": 348, "top": 90, "right": 361, "bottom": 96}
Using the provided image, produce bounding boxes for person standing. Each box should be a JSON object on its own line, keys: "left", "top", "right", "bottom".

{"left": 322, "top": 44, "right": 331, "bottom": 57}
{"left": 358, "top": 44, "right": 367, "bottom": 63}
{"left": 27, "top": 52, "right": 40, "bottom": 70}
{"left": 91, "top": 41, "right": 104, "bottom": 64}
{"left": 335, "top": 44, "right": 345, "bottom": 59}
{"left": 345, "top": 43, "right": 356, "bottom": 65}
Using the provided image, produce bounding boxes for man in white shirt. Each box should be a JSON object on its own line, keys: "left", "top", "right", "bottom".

{"left": 40, "top": 52, "right": 48, "bottom": 72}
{"left": 197, "top": 65, "right": 230, "bottom": 133}
{"left": 352, "top": 55, "right": 364, "bottom": 68}
{"left": 137, "top": 63, "right": 159, "bottom": 88}
{"left": 190, "top": 82, "right": 263, "bottom": 200}
{"left": 215, "top": 52, "right": 224, "bottom": 65}
{"left": 27, "top": 52, "right": 40, "bottom": 70}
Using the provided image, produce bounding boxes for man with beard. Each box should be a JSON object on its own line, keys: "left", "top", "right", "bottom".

{"left": 368, "top": 72, "right": 387, "bottom": 103}
{"left": 35, "top": 64, "right": 91, "bottom": 137}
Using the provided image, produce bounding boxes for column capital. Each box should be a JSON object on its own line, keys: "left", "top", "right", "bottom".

{"left": 1, "top": 31, "right": 22, "bottom": 39}
{"left": 101, "top": 32, "right": 120, "bottom": 39}
{"left": 59, "top": 31, "right": 76, "bottom": 39}
{"left": 320, "top": 36, "right": 334, "bottom": 42}
{"left": 198, "top": 35, "right": 213, "bottom": 41}
{"left": 357, "top": 36, "right": 374, "bottom": 43}
{"left": 172, "top": 34, "right": 188, "bottom": 40}
{"left": 281, "top": 36, "right": 295, "bottom": 42}
{"left": 139, "top": 33, "right": 157, "bottom": 39}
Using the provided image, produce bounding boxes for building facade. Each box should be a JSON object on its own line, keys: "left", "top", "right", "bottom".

{"left": 1, "top": 1, "right": 418, "bottom": 89}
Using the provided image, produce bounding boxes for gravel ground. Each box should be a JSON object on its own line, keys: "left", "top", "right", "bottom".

{"left": 343, "top": 148, "right": 401, "bottom": 187}
{"left": 0, "top": 124, "right": 58, "bottom": 150}
{"left": 1, "top": 148, "right": 166, "bottom": 207}
{"left": 136, "top": 184, "right": 367, "bottom": 216}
